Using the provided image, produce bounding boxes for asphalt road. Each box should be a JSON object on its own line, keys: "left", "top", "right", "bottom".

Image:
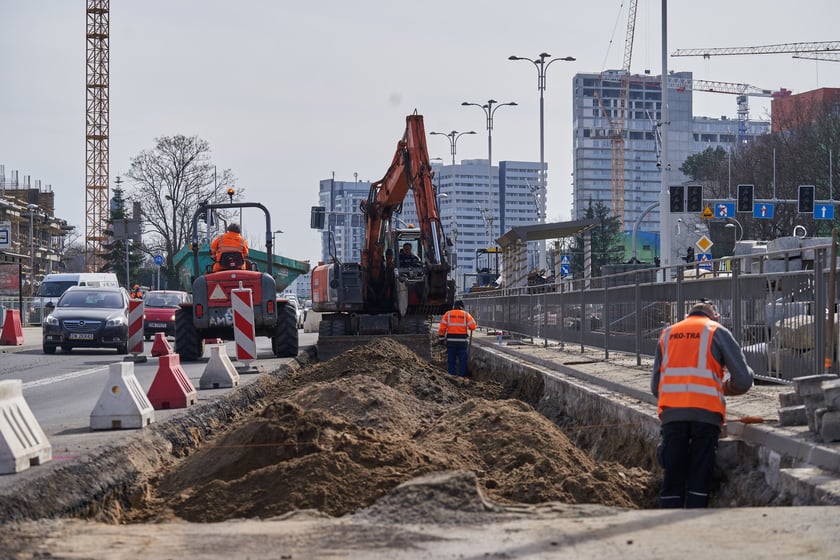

{"left": 0, "top": 329, "right": 316, "bottom": 492}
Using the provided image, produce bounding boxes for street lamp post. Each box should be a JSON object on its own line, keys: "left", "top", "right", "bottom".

{"left": 27, "top": 204, "right": 39, "bottom": 297}
{"left": 508, "top": 52, "right": 575, "bottom": 270}
{"left": 461, "top": 99, "right": 517, "bottom": 248}
{"left": 430, "top": 130, "right": 475, "bottom": 284}
{"left": 272, "top": 229, "right": 284, "bottom": 255}
{"left": 430, "top": 130, "right": 477, "bottom": 166}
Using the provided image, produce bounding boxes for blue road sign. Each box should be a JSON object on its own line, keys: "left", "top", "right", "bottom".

{"left": 698, "top": 253, "right": 713, "bottom": 270}
{"left": 714, "top": 203, "right": 735, "bottom": 218}
{"left": 814, "top": 203, "right": 835, "bottom": 220}
{"left": 154, "top": 254, "right": 164, "bottom": 266}
{"left": 560, "top": 254, "right": 570, "bottom": 276}
{"left": 753, "top": 202, "right": 775, "bottom": 219}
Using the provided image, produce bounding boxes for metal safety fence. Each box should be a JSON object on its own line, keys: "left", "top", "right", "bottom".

{"left": 463, "top": 244, "right": 840, "bottom": 384}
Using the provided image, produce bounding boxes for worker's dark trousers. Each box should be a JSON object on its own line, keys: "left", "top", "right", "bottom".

{"left": 658, "top": 421, "right": 720, "bottom": 508}
{"left": 446, "top": 343, "right": 469, "bottom": 377}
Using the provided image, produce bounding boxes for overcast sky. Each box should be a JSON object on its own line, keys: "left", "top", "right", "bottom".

{"left": 1, "top": 0, "right": 839, "bottom": 264}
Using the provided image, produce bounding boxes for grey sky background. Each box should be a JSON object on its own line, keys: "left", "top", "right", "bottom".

{"left": 1, "top": 1, "right": 839, "bottom": 264}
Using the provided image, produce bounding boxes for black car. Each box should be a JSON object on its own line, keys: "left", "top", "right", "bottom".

{"left": 42, "top": 286, "right": 130, "bottom": 354}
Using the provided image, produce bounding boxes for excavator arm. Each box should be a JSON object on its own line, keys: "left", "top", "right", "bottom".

{"left": 359, "top": 113, "right": 451, "bottom": 312}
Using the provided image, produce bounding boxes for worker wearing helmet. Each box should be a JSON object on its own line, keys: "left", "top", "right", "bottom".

{"left": 130, "top": 284, "right": 143, "bottom": 299}
{"left": 210, "top": 223, "right": 249, "bottom": 272}
{"left": 651, "top": 300, "right": 754, "bottom": 508}
{"left": 437, "top": 300, "right": 477, "bottom": 378}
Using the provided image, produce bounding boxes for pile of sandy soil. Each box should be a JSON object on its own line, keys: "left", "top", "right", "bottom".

{"left": 126, "top": 338, "right": 657, "bottom": 522}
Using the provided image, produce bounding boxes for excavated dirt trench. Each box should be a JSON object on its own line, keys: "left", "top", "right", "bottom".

{"left": 112, "top": 338, "right": 661, "bottom": 523}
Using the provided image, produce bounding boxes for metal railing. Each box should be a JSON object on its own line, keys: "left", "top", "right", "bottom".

{"left": 0, "top": 297, "right": 49, "bottom": 327}
{"left": 463, "top": 244, "right": 838, "bottom": 384}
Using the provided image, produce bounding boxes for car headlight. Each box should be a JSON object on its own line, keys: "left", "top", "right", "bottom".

{"left": 43, "top": 315, "right": 59, "bottom": 326}
{"left": 106, "top": 316, "right": 127, "bottom": 327}
{"left": 169, "top": 313, "right": 176, "bottom": 321}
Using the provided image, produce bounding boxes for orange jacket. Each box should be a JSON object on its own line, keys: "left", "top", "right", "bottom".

{"left": 438, "top": 309, "right": 477, "bottom": 345}
{"left": 655, "top": 315, "right": 726, "bottom": 422}
{"left": 210, "top": 231, "right": 248, "bottom": 271}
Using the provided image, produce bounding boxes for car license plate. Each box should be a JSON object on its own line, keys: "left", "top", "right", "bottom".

{"left": 149, "top": 322, "right": 167, "bottom": 328}
{"left": 69, "top": 333, "right": 95, "bottom": 340}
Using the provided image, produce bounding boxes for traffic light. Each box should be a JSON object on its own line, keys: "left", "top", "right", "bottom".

{"left": 310, "top": 206, "right": 326, "bottom": 229}
{"left": 798, "top": 185, "right": 815, "bottom": 214}
{"left": 669, "top": 186, "right": 685, "bottom": 213}
{"left": 686, "top": 185, "right": 703, "bottom": 213}
{"left": 737, "top": 184, "right": 754, "bottom": 213}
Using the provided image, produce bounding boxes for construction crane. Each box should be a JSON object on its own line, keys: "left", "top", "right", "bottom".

{"left": 667, "top": 77, "right": 789, "bottom": 142}
{"left": 594, "top": 0, "right": 637, "bottom": 225}
{"left": 672, "top": 41, "right": 840, "bottom": 59}
{"left": 85, "top": 0, "right": 110, "bottom": 271}
{"left": 793, "top": 53, "right": 840, "bottom": 63}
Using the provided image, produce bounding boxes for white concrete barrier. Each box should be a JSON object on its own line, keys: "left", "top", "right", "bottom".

{"left": 90, "top": 362, "right": 155, "bottom": 430}
{"left": 0, "top": 380, "right": 52, "bottom": 474}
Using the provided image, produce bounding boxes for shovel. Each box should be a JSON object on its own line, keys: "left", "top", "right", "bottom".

{"left": 466, "top": 330, "right": 473, "bottom": 378}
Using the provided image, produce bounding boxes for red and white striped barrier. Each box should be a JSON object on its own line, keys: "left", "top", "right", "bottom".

{"left": 232, "top": 287, "right": 257, "bottom": 368}
{"left": 126, "top": 299, "right": 145, "bottom": 361}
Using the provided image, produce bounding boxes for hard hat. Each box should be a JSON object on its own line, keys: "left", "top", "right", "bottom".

{"left": 133, "top": 284, "right": 139, "bottom": 289}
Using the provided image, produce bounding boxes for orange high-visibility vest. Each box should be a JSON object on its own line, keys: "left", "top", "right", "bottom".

{"left": 656, "top": 315, "right": 726, "bottom": 420}
{"left": 438, "top": 309, "right": 476, "bottom": 344}
{"left": 211, "top": 232, "right": 248, "bottom": 271}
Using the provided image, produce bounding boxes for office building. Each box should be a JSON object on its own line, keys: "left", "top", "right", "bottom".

{"left": 572, "top": 70, "right": 771, "bottom": 236}
{"left": 318, "top": 158, "right": 542, "bottom": 292}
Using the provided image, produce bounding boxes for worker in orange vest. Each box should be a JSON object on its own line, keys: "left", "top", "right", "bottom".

{"left": 438, "top": 300, "right": 477, "bottom": 378}
{"left": 651, "top": 300, "right": 754, "bottom": 508}
{"left": 210, "top": 223, "right": 248, "bottom": 272}
{"left": 130, "top": 284, "right": 143, "bottom": 299}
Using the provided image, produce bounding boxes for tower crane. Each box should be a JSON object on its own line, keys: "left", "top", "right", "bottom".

{"left": 595, "top": 0, "right": 637, "bottom": 225}
{"left": 793, "top": 53, "right": 840, "bottom": 63}
{"left": 672, "top": 41, "right": 840, "bottom": 59}
{"left": 85, "top": 0, "right": 110, "bottom": 271}
{"left": 667, "top": 77, "right": 789, "bottom": 142}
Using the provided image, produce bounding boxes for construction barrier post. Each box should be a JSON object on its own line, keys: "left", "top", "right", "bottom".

{"left": 0, "top": 379, "right": 52, "bottom": 474}
{"left": 147, "top": 353, "right": 197, "bottom": 410}
{"left": 0, "top": 309, "right": 24, "bottom": 346}
{"left": 90, "top": 362, "right": 155, "bottom": 430}
{"left": 150, "top": 332, "right": 174, "bottom": 357}
{"left": 199, "top": 344, "right": 240, "bottom": 389}
{"left": 232, "top": 287, "right": 259, "bottom": 372}
{"left": 124, "top": 299, "right": 147, "bottom": 363}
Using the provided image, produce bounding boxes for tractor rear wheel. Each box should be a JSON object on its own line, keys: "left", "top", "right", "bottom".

{"left": 175, "top": 307, "right": 204, "bottom": 361}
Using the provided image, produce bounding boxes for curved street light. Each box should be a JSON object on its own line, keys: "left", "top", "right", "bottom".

{"left": 430, "top": 130, "right": 476, "bottom": 165}
{"left": 508, "top": 52, "right": 575, "bottom": 269}
{"left": 461, "top": 99, "right": 517, "bottom": 247}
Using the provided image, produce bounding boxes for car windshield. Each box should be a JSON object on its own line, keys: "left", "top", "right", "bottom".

{"left": 36, "top": 281, "right": 78, "bottom": 297}
{"left": 59, "top": 291, "right": 124, "bottom": 309}
{"left": 145, "top": 294, "right": 183, "bottom": 308}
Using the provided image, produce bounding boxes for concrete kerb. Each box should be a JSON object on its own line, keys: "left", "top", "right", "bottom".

{"left": 0, "top": 346, "right": 316, "bottom": 523}
{"left": 0, "top": 328, "right": 42, "bottom": 354}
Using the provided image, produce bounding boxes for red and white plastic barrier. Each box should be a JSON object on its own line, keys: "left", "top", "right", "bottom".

{"left": 0, "top": 309, "right": 24, "bottom": 346}
{"left": 127, "top": 299, "right": 144, "bottom": 355}
{"left": 0, "top": 380, "right": 52, "bottom": 474}
{"left": 150, "top": 332, "right": 174, "bottom": 357}
{"left": 232, "top": 287, "right": 256, "bottom": 366}
{"left": 146, "top": 353, "right": 197, "bottom": 410}
{"left": 90, "top": 362, "right": 155, "bottom": 430}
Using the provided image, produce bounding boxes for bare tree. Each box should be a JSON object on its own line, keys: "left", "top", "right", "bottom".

{"left": 125, "top": 135, "right": 236, "bottom": 288}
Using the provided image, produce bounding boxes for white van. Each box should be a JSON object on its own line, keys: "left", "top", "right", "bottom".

{"left": 32, "top": 273, "right": 120, "bottom": 316}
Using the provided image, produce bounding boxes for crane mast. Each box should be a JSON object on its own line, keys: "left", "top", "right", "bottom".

{"left": 85, "top": 0, "right": 110, "bottom": 271}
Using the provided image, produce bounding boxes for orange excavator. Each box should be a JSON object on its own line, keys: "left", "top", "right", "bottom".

{"left": 311, "top": 112, "right": 455, "bottom": 359}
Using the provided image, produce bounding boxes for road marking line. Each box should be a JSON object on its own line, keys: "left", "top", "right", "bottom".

{"left": 22, "top": 366, "right": 110, "bottom": 389}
